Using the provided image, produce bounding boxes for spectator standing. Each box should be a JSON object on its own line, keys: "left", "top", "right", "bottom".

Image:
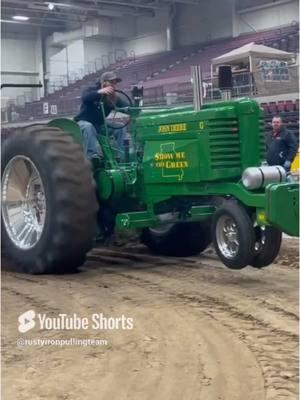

{"left": 266, "top": 115, "right": 297, "bottom": 171}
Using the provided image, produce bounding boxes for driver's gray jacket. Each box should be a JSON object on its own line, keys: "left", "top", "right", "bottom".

{"left": 74, "top": 83, "right": 129, "bottom": 133}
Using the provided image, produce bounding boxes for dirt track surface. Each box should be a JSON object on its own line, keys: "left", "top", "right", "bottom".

{"left": 2, "top": 237, "right": 299, "bottom": 400}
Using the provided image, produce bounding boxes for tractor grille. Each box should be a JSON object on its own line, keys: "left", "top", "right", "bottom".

{"left": 207, "top": 118, "right": 241, "bottom": 169}
{"left": 259, "top": 117, "right": 266, "bottom": 161}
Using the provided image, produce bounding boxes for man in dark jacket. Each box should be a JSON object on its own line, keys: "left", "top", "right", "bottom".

{"left": 266, "top": 115, "right": 297, "bottom": 171}
{"left": 74, "top": 71, "right": 129, "bottom": 159}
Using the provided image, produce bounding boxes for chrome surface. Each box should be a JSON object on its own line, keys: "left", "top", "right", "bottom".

{"left": 216, "top": 215, "right": 239, "bottom": 259}
{"left": 2, "top": 156, "right": 46, "bottom": 250}
{"left": 150, "top": 223, "right": 174, "bottom": 235}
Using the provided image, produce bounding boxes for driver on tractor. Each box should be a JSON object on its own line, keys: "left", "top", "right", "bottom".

{"left": 74, "top": 70, "right": 130, "bottom": 161}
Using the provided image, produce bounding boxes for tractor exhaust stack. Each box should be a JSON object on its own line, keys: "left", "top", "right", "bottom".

{"left": 191, "top": 65, "right": 203, "bottom": 111}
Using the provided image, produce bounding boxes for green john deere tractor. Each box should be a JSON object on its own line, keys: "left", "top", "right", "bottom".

{"left": 1, "top": 70, "right": 299, "bottom": 274}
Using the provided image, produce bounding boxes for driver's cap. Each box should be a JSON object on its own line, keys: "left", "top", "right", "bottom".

{"left": 100, "top": 71, "right": 122, "bottom": 83}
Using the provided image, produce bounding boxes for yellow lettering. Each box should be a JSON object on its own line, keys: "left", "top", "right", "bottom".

{"left": 164, "top": 161, "right": 189, "bottom": 169}
{"left": 175, "top": 152, "right": 185, "bottom": 159}
{"left": 154, "top": 152, "right": 174, "bottom": 161}
{"left": 158, "top": 123, "right": 187, "bottom": 134}
{"left": 158, "top": 126, "right": 170, "bottom": 133}
{"left": 152, "top": 149, "right": 189, "bottom": 169}
{"left": 199, "top": 121, "right": 205, "bottom": 130}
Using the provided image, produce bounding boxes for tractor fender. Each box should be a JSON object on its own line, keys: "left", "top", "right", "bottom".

{"left": 48, "top": 118, "right": 83, "bottom": 146}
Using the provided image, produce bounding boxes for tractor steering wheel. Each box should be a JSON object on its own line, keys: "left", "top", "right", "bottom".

{"left": 105, "top": 89, "right": 133, "bottom": 130}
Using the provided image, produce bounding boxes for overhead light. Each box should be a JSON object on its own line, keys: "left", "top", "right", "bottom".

{"left": 12, "top": 15, "right": 29, "bottom": 21}
{"left": 48, "top": 3, "right": 55, "bottom": 10}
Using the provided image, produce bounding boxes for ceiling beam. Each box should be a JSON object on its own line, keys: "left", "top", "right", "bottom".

{"left": 43, "top": 1, "right": 155, "bottom": 15}
{"left": 93, "top": 0, "right": 161, "bottom": 10}
{"left": 1, "top": 0, "right": 158, "bottom": 25}
{"left": 162, "top": 0, "right": 202, "bottom": 4}
{"left": 0, "top": 19, "right": 66, "bottom": 28}
{"left": 2, "top": 0, "right": 164, "bottom": 9}
{"left": 237, "top": 0, "right": 295, "bottom": 13}
{"left": 2, "top": 0, "right": 155, "bottom": 15}
{"left": 1, "top": 6, "right": 86, "bottom": 20}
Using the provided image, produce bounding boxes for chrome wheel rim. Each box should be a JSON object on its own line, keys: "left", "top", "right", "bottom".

{"left": 216, "top": 215, "right": 239, "bottom": 259}
{"left": 150, "top": 223, "right": 174, "bottom": 235}
{"left": 2, "top": 156, "right": 46, "bottom": 250}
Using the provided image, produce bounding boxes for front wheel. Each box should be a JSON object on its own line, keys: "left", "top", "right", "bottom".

{"left": 212, "top": 201, "right": 255, "bottom": 269}
{"left": 1, "top": 125, "right": 98, "bottom": 274}
{"left": 250, "top": 226, "right": 282, "bottom": 268}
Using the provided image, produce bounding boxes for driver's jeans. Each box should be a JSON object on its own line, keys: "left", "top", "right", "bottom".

{"left": 78, "top": 121, "right": 102, "bottom": 159}
{"left": 78, "top": 120, "right": 128, "bottom": 161}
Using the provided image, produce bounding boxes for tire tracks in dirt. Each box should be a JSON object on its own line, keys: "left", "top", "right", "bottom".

{"left": 2, "top": 238, "right": 298, "bottom": 400}
{"left": 86, "top": 248, "right": 298, "bottom": 400}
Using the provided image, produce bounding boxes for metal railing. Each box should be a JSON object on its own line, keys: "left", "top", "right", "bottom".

{"left": 0, "top": 48, "right": 135, "bottom": 121}
{"left": 48, "top": 48, "right": 129, "bottom": 94}
{"left": 3, "top": 66, "right": 298, "bottom": 124}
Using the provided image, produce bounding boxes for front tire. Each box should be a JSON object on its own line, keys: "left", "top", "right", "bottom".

{"left": 250, "top": 226, "right": 282, "bottom": 268}
{"left": 1, "top": 125, "right": 98, "bottom": 274}
{"left": 212, "top": 201, "right": 255, "bottom": 269}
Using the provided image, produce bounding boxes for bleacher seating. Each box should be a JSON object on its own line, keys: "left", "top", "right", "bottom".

{"left": 262, "top": 100, "right": 299, "bottom": 142}
{"left": 3, "top": 24, "right": 299, "bottom": 123}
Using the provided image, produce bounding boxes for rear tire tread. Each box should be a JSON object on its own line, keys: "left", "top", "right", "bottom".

{"left": 2, "top": 126, "right": 97, "bottom": 274}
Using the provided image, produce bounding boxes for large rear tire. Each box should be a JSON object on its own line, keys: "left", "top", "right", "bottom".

{"left": 141, "top": 221, "right": 211, "bottom": 257}
{"left": 1, "top": 125, "right": 98, "bottom": 274}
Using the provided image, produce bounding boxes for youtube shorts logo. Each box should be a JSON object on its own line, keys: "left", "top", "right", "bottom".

{"left": 18, "top": 310, "right": 36, "bottom": 333}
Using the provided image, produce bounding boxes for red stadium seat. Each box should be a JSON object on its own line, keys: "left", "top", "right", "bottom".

{"left": 261, "top": 103, "right": 269, "bottom": 113}
{"left": 277, "top": 101, "right": 285, "bottom": 112}
{"left": 268, "top": 102, "right": 278, "bottom": 113}
{"left": 285, "top": 100, "right": 295, "bottom": 112}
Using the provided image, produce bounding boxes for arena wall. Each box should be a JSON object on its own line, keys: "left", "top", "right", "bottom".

{"left": 123, "top": 8, "right": 169, "bottom": 55}
{"left": 234, "top": 0, "right": 299, "bottom": 34}
{"left": 1, "top": 35, "right": 43, "bottom": 106}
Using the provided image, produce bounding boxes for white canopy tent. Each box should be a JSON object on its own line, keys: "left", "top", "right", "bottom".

{"left": 212, "top": 42, "right": 293, "bottom": 69}
{"left": 210, "top": 43, "right": 297, "bottom": 97}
